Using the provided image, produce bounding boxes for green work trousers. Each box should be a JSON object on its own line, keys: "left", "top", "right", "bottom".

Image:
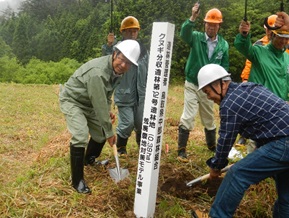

{"left": 59, "top": 95, "right": 105, "bottom": 148}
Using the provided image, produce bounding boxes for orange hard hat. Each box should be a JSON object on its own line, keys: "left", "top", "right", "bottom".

{"left": 265, "top": 14, "right": 277, "bottom": 28}
{"left": 120, "top": 16, "right": 140, "bottom": 32}
{"left": 204, "top": 8, "right": 223, "bottom": 24}
{"left": 267, "top": 14, "right": 289, "bottom": 38}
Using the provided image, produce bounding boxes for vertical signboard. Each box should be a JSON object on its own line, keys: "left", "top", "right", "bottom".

{"left": 134, "top": 22, "right": 175, "bottom": 218}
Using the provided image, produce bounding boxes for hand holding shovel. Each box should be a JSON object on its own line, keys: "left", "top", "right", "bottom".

{"left": 186, "top": 164, "right": 233, "bottom": 187}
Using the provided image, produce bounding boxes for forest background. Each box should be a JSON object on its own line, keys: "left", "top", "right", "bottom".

{"left": 0, "top": 0, "right": 288, "bottom": 85}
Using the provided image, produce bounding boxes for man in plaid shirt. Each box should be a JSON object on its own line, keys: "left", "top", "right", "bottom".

{"left": 197, "top": 63, "right": 289, "bottom": 217}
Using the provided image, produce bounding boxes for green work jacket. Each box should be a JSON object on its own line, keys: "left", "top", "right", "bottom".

{"left": 60, "top": 55, "right": 122, "bottom": 139}
{"left": 234, "top": 33, "right": 289, "bottom": 101}
{"left": 180, "top": 19, "right": 229, "bottom": 86}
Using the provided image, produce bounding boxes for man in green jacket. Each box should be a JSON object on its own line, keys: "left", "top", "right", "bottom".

{"left": 59, "top": 40, "right": 140, "bottom": 194}
{"left": 177, "top": 2, "right": 229, "bottom": 162}
{"left": 235, "top": 14, "right": 289, "bottom": 101}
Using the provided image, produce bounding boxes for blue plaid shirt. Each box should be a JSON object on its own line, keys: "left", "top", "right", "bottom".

{"left": 207, "top": 82, "right": 289, "bottom": 169}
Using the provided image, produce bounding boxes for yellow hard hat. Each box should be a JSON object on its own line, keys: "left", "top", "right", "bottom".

{"left": 272, "top": 30, "right": 289, "bottom": 38}
{"left": 204, "top": 8, "right": 223, "bottom": 24}
{"left": 120, "top": 16, "right": 140, "bottom": 32}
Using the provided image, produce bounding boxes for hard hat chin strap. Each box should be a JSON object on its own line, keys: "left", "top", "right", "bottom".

{"left": 209, "top": 79, "right": 223, "bottom": 101}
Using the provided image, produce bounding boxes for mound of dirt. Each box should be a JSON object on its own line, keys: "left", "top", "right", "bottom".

{"left": 160, "top": 165, "right": 224, "bottom": 200}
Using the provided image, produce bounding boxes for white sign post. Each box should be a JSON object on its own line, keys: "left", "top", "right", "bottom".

{"left": 133, "top": 22, "right": 175, "bottom": 218}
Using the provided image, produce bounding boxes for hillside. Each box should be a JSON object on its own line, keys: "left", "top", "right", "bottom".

{"left": 0, "top": 83, "right": 276, "bottom": 217}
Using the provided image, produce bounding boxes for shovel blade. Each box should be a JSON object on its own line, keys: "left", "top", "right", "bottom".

{"left": 109, "top": 144, "right": 130, "bottom": 183}
{"left": 108, "top": 167, "right": 129, "bottom": 183}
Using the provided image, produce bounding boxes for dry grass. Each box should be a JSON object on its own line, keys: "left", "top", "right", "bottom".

{"left": 0, "top": 83, "right": 276, "bottom": 217}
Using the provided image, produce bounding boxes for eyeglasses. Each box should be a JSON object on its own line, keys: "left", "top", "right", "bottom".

{"left": 116, "top": 55, "right": 132, "bottom": 66}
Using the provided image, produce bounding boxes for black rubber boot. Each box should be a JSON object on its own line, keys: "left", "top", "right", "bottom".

{"left": 204, "top": 128, "right": 216, "bottom": 152}
{"left": 177, "top": 126, "right": 190, "bottom": 163}
{"left": 84, "top": 138, "right": 105, "bottom": 166}
{"left": 70, "top": 145, "right": 91, "bottom": 194}
{"left": 116, "top": 134, "right": 128, "bottom": 157}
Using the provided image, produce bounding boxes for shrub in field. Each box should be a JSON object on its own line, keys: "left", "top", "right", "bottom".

{"left": 0, "top": 56, "right": 81, "bottom": 84}
{"left": 0, "top": 56, "right": 24, "bottom": 83}
{"left": 22, "top": 58, "right": 81, "bottom": 84}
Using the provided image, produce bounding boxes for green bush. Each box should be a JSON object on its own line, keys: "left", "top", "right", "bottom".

{"left": 13, "top": 57, "right": 81, "bottom": 84}
{"left": 0, "top": 56, "right": 24, "bottom": 83}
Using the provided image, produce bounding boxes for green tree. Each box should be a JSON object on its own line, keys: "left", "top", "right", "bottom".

{"left": 1, "top": 0, "right": 289, "bottom": 84}
{"left": 11, "top": 13, "right": 38, "bottom": 64}
{"left": 33, "top": 16, "right": 64, "bottom": 61}
{"left": 0, "top": 36, "right": 14, "bottom": 58}
{"left": 20, "top": 0, "right": 78, "bottom": 21}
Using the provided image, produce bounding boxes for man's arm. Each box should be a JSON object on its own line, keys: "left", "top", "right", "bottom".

{"left": 101, "top": 33, "right": 115, "bottom": 56}
{"left": 234, "top": 20, "right": 254, "bottom": 61}
{"left": 88, "top": 75, "right": 114, "bottom": 139}
{"left": 180, "top": 3, "right": 200, "bottom": 44}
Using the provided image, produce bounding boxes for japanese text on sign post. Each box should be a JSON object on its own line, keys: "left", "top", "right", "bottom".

{"left": 134, "top": 22, "right": 175, "bottom": 218}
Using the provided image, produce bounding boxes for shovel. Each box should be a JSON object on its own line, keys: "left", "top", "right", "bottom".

{"left": 108, "top": 144, "right": 129, "bottom": 183}
{"left": 186, "top": 164, "right": 233, "bottom": 187}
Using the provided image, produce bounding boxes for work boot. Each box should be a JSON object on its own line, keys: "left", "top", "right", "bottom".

{"left": 177, "top": 126, "right": 190, "bottom": 163}
{"left": 204, "top": 128, "right": 216, "bottom": 152}
{"left": 116, "top": 135, "right": 128, "bottom": 157}
{"left": 84, "top": 137, "right": 105, "bottom": 166}
{"left": 70, "top": 145, "right": 91, "bottom": 194}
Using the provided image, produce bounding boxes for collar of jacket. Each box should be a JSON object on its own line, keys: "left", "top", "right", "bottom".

{"left": 267, "top": 42, "right": 287, "bottom": 57}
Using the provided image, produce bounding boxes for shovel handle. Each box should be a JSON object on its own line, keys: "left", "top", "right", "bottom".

{"left": 112, "top": 144, "right": 118, "bottom": 157}
{"left": 186, "top": 164, "right": 233, "bottom": 187}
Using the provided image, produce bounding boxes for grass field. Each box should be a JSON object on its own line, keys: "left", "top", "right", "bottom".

{"left": 0, "top": 83, "right": 276, "bottom": 217}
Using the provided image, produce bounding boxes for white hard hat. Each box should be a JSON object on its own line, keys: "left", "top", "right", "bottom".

{"left": 197, "top": 64, "right": 231, "bottom": 91}
{"left": 115, "top": 40, "right": 140, "bottom": 66}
